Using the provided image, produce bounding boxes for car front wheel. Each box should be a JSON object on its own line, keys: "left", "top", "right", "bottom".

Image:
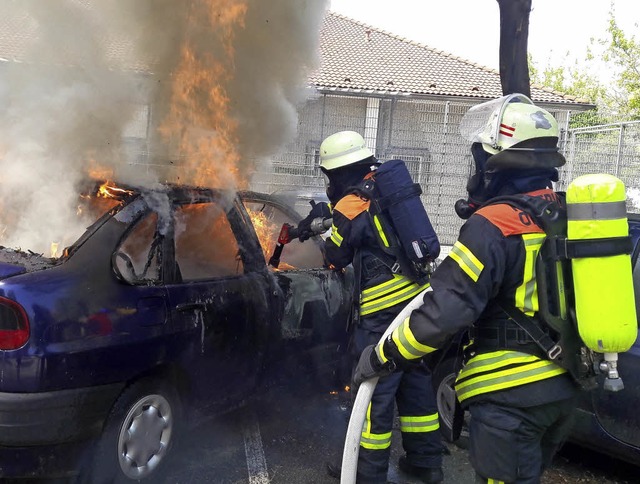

{"left": 90, "top": 378, "right": 180, "bottom": 483}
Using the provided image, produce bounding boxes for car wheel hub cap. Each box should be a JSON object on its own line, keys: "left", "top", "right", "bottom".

{"left": 117, "top": 394, "right": 173, "bottom": 479}
{"left": 437, "top": 374, "right": 457, "bottom": 428}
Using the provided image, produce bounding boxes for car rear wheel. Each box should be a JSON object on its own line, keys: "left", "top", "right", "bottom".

{"left": 90, "top": 378, "right": 180, "bottom": 483}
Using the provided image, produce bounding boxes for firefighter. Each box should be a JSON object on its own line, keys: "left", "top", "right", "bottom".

{"left": 298, "top": 131, "right": 444, "bottom": 484}
{"left": 352, "top": 94, "right": 581, "bottom": 484}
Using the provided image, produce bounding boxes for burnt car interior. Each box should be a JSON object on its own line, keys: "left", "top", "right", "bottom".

{"left": 108, "top": 185, "right": 329, "bottom": 286}
{"left": 242, "top": 198, "right": 326, "bottom": 270}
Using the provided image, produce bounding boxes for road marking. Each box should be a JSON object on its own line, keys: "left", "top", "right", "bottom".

{"left": 242, "top": 410, "right": 270, "bottom": 484}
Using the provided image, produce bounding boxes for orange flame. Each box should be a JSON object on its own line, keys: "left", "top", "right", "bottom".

{"left": 249, "top": 210, "right": 275, "bottom": 259}
{"left": 158, "top": 0, "right": 249, "bottom": 189}
{"left": 97, "top": 181, "right": 134, "bottom": 199}
{"left": 247, "top": 209, "right": 295, "bottom": 270}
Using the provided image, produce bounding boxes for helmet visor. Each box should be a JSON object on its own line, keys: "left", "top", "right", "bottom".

{"left": 459, "top": 94, "right": 534, "bottom": 149}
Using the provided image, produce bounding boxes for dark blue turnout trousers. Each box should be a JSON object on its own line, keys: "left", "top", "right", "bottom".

{"left": 353, "top": 328, "right": 443, "bottom": 482}
{"left": 469, "top": 398, "right": 577, "bottom": 484}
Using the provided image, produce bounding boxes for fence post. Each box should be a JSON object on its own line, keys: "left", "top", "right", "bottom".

{"left": 615, "top": 123, "right": 626, "bottom": 177}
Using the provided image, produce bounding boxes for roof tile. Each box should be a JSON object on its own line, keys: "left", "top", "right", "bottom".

{"left": 312, "top": 13, "right": 588, "bottom": 106}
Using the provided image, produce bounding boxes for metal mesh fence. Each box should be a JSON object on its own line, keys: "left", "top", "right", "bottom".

{"left": 558, "top": 121, "right": 640, "bottom": 213}
{"left": 250, "top": 94, "right": 640, "bottom": 246}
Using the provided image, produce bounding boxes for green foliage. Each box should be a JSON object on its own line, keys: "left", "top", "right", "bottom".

{"left": 599, "top": 14, "right": 640, "bottom": 119}
{"left": 530, "top": 4, "right": 640, "bottom": 124}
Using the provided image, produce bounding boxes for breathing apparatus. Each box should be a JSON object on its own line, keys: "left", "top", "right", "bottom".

{"left": 455, "top": 93, "right": 566, "bottom": 219}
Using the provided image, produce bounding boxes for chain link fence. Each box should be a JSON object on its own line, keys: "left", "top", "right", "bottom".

{"left": 558, "top": 121, "right": 640, "bottom": 211}
{"left": 250, "top": 94, "right": 640, "bottom": 247}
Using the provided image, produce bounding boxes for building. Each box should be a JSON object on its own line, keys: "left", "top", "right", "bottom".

{"left": 251, "top": 12, "right": 594, "bottom": 244}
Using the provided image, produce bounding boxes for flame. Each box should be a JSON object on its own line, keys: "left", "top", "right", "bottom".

{"left": 50, "top": 242, "right": 60, "bottom": 258}
{"left": 87, "top": 159, "right": 114, "bottom": 183}
{"left": 249, "top": 210, "right": 275, "bottom": 258}
{"left": 158, "top": 0, "right": 249, "bottom": 189}
{"left": 247, "top": 209, "right": 295, "bottom": 270}
{"left": 97, "top": 181, "right": 134, "bottom": 199}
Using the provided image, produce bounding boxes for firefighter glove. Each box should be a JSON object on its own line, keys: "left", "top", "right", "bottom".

{"left": 382, "top": 334, "right": 425, "bottom": 372}
{"left": 352, "top": 344, "right": 395, "bottom": 392}
{"left": 297, "top": 201, "right": 331, "bottom": 241}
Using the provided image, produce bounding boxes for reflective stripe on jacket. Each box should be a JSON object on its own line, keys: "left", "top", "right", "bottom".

{"left": 387, "top": 189, "right": 571, "bottom": 405}
{"left": 325, "top": 192, "right": 425, "bottom": 318}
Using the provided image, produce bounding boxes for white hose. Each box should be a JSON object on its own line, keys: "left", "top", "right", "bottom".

{"left": 340, "top": 287, "right": 432, "bottom": 484}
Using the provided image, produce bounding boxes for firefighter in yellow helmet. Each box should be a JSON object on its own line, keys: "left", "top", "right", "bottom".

{"left": 352, "top": 94, "right": 580, "bottom": 484}
{"left": 299, "top": 131, "right": 444, "bottom": 483}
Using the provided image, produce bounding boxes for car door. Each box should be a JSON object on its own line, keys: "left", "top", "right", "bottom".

{"left": 242, "top": 195, "right": 354, "bottom": 383}
{"left": 588, "top": 224, "right": 640, "bottom": 448}
{"left": 165, "top": 197, "right": 271, "bottom": 412}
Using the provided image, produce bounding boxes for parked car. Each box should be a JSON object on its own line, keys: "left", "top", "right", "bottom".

{"left": 432, "top": 213, "right": 640, "bottom": 465}
{"left": 0, "top": 183, "right": 353, "bottom": 481}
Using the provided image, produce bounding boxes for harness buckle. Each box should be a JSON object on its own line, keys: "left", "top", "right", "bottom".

{"left": 547, "top": 344, "right": 563, "bottom": 360}
{"left": 391, "top": 261, "right": 401, "bottom": 273}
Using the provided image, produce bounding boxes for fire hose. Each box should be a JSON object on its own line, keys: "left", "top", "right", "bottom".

{"left": 268, "top": 217, "right": 332, "bottom": 268}
{"left": 340, "top": 287, "right": 432, "bottom": 484}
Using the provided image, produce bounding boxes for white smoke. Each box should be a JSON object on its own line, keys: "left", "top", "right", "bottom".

{"left": 628, "top": 187, "right": 640, "bottom": 211}
{"left": 0, "top": 0, "right": 329, "bottom": 254}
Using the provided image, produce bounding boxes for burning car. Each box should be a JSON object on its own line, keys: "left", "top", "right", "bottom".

{"left": 0, "top": 183, "right": 353, "bottom": 481}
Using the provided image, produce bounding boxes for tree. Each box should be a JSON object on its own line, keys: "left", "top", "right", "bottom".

{"left": 599, "top": 13, "right": 640, "bottom": 119}
{"left": 496, "top": 0, "right": 532, "bottom": 96}
{"left": 530, "top": 9, "right": 640, "bottom": 122}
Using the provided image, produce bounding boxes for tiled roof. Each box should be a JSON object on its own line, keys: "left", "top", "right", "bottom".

{"left": 0, "top": 5, "right": 151, "bottom": 73}
{"left": 312, "top": 12, "right": 591, "bottom": 107}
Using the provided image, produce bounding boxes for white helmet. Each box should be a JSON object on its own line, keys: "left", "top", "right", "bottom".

{"left": 460, "top": 93, "right": 565, "bottom": 170}
{"left": 319, "top": 131, "right": 374, "bottom": 171}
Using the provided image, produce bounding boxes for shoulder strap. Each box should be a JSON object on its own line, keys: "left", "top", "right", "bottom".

{"left": 349, "top": 249, "right": 362, "bottom": 331}
{"left": 482, "top": 194, "right": 566, "bottom": 236}
{"left": 496, "top": 300, "right": 563, "bottom": 360}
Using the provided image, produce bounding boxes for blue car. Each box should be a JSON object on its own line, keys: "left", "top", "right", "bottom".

{"left": 0, "top": 184, "right": 353, "bottom": 481}
{"left": 432, "top": 213, "right": 640, "bottom": 466}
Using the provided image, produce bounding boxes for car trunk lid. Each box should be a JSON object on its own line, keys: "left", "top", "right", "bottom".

{"left": 0, "top": 248, "right": 57, "bottom": 280}
{"left": 0, "top": 262, "right": 26, "bottom": 279}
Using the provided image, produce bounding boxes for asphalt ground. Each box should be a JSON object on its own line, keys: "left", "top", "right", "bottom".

{"left": 158, "top": 378, "right": 639, "bottom": 484}
{"left": 15, "top": 371, "right": 638, "bottom": 483}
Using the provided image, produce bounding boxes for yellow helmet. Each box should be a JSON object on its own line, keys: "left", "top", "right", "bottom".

{"left": 319, "top": 131, "right": 374, "bottom": 171}
{"left": 460, "top": 93, "right": 566, "bottom": 170}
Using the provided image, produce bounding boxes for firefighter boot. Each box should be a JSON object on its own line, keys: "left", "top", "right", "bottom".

{"left": 398, "top": 456, "right": 444, "bottom": 483}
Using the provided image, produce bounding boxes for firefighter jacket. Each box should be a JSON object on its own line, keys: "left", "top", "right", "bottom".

{"left": 381, "top": 188, "right": 578, "bottom": 407}
{"left": 324, "top": 190, "right": 429, "bottom": 333}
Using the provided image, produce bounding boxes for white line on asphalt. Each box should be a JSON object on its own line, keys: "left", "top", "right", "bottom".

{"left": 242, "top": 410, "right": 270, "bottom": 484}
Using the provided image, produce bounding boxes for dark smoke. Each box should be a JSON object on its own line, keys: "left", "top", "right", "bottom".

{"left": 0, "top": 0, "right": 329, "bottom": 254}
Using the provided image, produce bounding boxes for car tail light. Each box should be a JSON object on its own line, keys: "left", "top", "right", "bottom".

{"left": 0, "top": 296, "right": 30, "bottom": 350}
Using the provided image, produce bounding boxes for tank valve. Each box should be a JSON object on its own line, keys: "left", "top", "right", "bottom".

{"left": 599, "top": 352, "right": 624, "bottom": 392}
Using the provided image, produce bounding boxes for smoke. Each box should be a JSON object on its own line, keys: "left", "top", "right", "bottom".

{"left": 628, "top": 187, "right": 640, "bottom": 211}
{"left": 0, "top": 0, "right": 328, "bottom": 253}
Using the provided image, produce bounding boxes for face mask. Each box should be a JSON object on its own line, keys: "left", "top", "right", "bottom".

{"left": 454, "top": 144, "right": 491, "bottom": 219}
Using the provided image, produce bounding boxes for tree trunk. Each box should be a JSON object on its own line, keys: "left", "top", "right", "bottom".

{"left": 496, "top": 0, "right": 532, "bottom": 97}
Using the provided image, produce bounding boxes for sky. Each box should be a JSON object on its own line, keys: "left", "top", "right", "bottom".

{"left": 328, "top": 0, "right": 640, "bottom": 80}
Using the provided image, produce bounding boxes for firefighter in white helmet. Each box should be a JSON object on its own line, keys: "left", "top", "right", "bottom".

{"left": 353, "top": 94, "right": 580, "bottom": 484}
{"left": 299, "top": 131, "right": 444, "bottom": 483}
